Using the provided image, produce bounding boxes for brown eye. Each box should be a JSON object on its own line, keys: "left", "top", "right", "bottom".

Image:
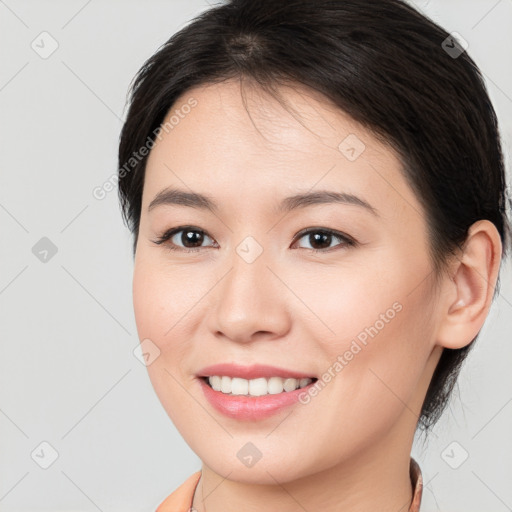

{"left": 174, "top": 229, "right": 207, "bottom": 248}
{"left": 293, "top": 228, "right": 356, "bottom": 253}
{"left": 152, "top": 226, "right": 356, "bottom": 254}
{"left": 152, "top": 226, "right": 217, "bottom": 252}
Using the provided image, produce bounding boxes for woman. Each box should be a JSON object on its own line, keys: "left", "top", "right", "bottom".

{"left": 117, "top": 0, "right": 511, "bottom": 510}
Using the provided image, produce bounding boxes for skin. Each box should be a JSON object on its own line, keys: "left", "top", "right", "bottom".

{"left": 132, "top": 78, "right": 502, "bottom": 512}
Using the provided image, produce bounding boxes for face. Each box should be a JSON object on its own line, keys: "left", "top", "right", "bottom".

{"left": 132, "top": 79, "right": 444, "bottom": 483}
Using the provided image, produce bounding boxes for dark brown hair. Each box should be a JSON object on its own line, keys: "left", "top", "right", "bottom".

{"left": 117, "top": 0, "right": 511, "bottom": 431}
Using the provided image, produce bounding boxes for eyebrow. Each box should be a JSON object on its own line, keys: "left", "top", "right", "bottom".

{"left": 148, "top": 187, "right": 378, "bottom": 216}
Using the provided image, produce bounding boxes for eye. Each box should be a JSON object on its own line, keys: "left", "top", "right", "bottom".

{"left": 292, "top": 228, "right": 356, "bottom": 253}
{"left": 151, "top": 226, "right": 217, "bottom": 253}
{"left": 151, "top": 226, "right": 357, "bottom": 254}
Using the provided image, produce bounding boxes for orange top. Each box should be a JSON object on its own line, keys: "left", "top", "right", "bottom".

{"left": 156, "top": 457, "right": 423, "bottom": 512}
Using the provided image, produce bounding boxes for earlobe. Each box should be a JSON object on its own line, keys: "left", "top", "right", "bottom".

{"left": 436, "top": 220, "right": 502, "bottom": 350}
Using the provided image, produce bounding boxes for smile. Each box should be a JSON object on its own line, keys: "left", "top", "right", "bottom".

{"left": 204, "top": 375, "right": 316, "bottom": 396}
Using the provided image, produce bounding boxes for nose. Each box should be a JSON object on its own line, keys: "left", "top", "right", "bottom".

{"left": 206, "top": 249, "right": 291, "bottom": 344}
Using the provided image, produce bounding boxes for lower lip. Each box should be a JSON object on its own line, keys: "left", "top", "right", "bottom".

{"left": 197, "top": 377, "right": 317, "bottom": 421}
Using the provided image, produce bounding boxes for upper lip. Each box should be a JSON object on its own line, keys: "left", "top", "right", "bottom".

{"left": 197, "top": 363, "right": 317, "bottom": 380}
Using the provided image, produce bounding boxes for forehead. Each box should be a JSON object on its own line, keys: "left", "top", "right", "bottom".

{"left": 142, "top": 79, "right": 421, "bottom": 222}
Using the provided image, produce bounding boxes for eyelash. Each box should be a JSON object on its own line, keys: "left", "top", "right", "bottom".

{"left": 151, "top": 225, "right": 357, "bottom": 254}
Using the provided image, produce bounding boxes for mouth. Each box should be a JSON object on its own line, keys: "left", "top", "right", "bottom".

{"left": 195, "top": 363, "right": 319, "bottom": 419}
{"left": 200, "top": 375, "right": 319, "bottom": 396}
{"left": 197, "top": 372, "right": 319, "bottom": 421}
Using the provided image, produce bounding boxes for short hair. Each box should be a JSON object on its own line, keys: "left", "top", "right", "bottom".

{"left": 117, "top": 0, "right": 512, "bottom": 431}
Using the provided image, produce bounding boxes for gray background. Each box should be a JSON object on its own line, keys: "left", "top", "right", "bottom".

{"left": 1, "top": 0, "right": 511, "bottom": 511}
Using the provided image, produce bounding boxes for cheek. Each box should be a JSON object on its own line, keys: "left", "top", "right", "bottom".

{"left": 288, "top": 256, "right": 424, "bottom": 354}
{"left": 132, "top": 265, "right": 164, "bottom": 346}
{"left": 132, "top": 261, "right": 199, "bottom": 426}
{"left": 132, "top": 259, "right": 187, "bottom": 346}
{"left": 132, "top": 260, "right": 182, "bottom": 387}
{"left": 295, "top": 256, "right": 435, "bottom": 430}
{"left": 132, "top": 258, "right": 210, "bottom": 385}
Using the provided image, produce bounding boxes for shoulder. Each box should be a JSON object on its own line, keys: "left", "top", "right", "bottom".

{"left": 156, "top": 471, "right": 202, "bottom": 512}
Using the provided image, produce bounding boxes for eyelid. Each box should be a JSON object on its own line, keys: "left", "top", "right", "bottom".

{"left": 151, "top": 225, "right": 357, "bottom": 253}
{"left": 292, "top": 226, "right": 356, "bottom": 247}
{"left": 151, "top": 225, "right": 217, "bottom": 252}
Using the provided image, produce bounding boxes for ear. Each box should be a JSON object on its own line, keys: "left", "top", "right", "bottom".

{"left": 436, "top": 220, "right": 503, "bottom": 350}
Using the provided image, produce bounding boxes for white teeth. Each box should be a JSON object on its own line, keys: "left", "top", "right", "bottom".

{"left": 268, "top": 376, "right": 284, "bottom": 394}
{"left": 249, "top": 377, "right": 268, "bottom": 396}
{"left": 231, "top": 377, "right": 249, "bottom": 395}
{"left": 206, "top": 376, "right": 314, "bottom": 396}
{"left": 210, "top": 375, "right": 222, "bottom": 391}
